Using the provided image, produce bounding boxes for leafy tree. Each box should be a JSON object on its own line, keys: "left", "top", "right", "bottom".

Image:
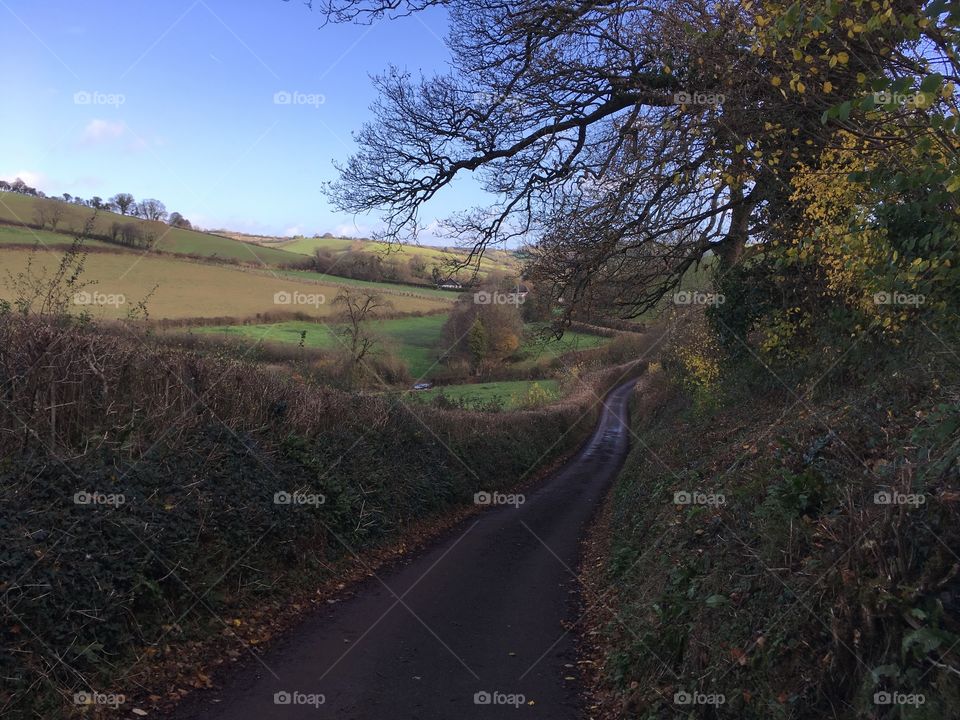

{"left": 168, "top": 212, "right": 192, "bottom": 229}
{"left": 466, "top": 317, "right": 487, "bottom": 372}
{"left": 319, "top": 0, "right": 958, "bottom": 328}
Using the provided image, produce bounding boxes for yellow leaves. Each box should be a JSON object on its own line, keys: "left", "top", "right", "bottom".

{"left": 796, "top": 80, "right": 807, "bottom": 94}
{"left": 823, "top": 81, "right": 833, "bottom": 93}
{"left": 837, "top": 51, "right": 849, "bottom": 65}
{"left": 771, "top": 76, "right": 782, "bottom": 87}
{"left": 663, "top": 65, "right": 672, "bottom": 75}
{"left": 857, "top": 72, "right": 867, "bottom": 84}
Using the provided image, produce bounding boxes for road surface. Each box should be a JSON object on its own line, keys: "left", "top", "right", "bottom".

{"left": 172, "top": 377, "right": 639, "bottom": 719}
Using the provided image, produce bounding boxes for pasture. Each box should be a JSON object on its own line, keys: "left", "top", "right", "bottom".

{"left": 0, "top": 248, "right": 449, "bottom": 320}
{"left": 409, "top": 379, "right": 562, "bottom": 409}
{"left": 0, "top": 192, "right": 300, "bottom": 265}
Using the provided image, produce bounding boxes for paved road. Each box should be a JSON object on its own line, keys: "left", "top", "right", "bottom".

{"left": 172, "top": 378, "right": 639, "bottom": 720}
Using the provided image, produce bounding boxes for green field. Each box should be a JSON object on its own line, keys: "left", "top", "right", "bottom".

{"left": 409, "top": 379, "right": 561, "bottom": 409}
{"left": 269, "top": 236, "right": 355, "bottom": 254}
{"left": 0, "top": 192, "right": 301, "bottom": 265}
{"left": 194, "top": 315, "right": 450, "bottom": 378}
{"left": 192, "top": 316, "right": 611, "bottom": 379}
{"left": 0, "top": 223, "right": 115, "bottom": 249}
{"left": 519, "top": 328, "right": 610, "bottom": 358}
{"left": 266, "top": 234, "right": 519, "bottom": 278}
{"left": 278, "top": 269, "right": 456, "bottom": 300}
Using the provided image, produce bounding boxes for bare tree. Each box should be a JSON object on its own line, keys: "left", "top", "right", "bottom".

{"left": 317, "top": 0, "right": 882, "bottom": 319}
{"left": 110, "top": 193, "right": 135, "bottom": 216}
{"left": 333, "top": 289, "right": 391, "bottom": 376}
{"left": 137, "top": 198, "right": 167, "bottom": 222}
{"left": 32, "top": 199, "right": 65, "bottom": 232}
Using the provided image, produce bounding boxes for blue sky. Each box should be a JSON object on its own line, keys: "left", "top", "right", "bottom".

{"left": 0, "top": 0, "right": 483, "bottom": 240}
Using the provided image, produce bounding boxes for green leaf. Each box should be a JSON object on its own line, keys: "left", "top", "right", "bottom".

{"left": 920, "top": 73, "right": 944, "bottom": 94}
{"left": 871, "top": 664, "right": 901, "bottom": 683}
{"left": 902, "top": 627, "right": 945, "bottom": 656}
{"left": 926, "top": 0, "right": 949, "bottom": 18}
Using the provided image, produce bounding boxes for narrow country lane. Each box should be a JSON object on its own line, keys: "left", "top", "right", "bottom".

{"left": 172, "top": 378, "right": 639, "bottom": 720}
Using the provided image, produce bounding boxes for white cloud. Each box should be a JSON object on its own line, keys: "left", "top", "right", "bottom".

{"left": 284, "top": 225, "right": 303, "bottom": 237}
{"left": 80, "top": 119, "right": 127, "bottom": 144}
{"left": 0, "top": 170, "right": 49, "bottom": 187}
{"left": 334, "top": 222, "right": 373, "bottom": 238}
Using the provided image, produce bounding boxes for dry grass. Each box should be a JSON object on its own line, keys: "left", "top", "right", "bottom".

{"left": 0, "top": 247, "right": 449, "bottom": 320}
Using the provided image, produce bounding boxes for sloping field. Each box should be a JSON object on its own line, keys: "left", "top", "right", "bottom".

{"left": 268, "top": 234, "right": 519, "bottom": 276}
{"left": 0, "top": 248, "right": 449, "bottom": 320}
{"left": 0, "top": 192, "right": 300, "bottom": 265}
{"left": 277, "top": 269, "right": 456, "bottom": 300}
{"left": 194, "top": 315, "right": 449, "bottom": 377}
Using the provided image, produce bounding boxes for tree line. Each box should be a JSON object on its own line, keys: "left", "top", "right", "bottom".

{"left": 1, "top": 178, "right": 193, "bottom": 229}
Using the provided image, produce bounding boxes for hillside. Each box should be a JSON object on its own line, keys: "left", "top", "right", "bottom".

{"left": 225, "top": 230, "right": 520, "bottom": 279}
{"left": 0, "top": 191, "right": 300, "bottom": 266}
{"left": 0, "top": 245, "right": 451, "bottom": 320}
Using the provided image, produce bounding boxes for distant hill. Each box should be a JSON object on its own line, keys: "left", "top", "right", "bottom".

{"left": 220, "top": 230, "right": 521, "bottom": 280}
{"left": 0, "top": 191, "right": 301, "bottom": 266}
